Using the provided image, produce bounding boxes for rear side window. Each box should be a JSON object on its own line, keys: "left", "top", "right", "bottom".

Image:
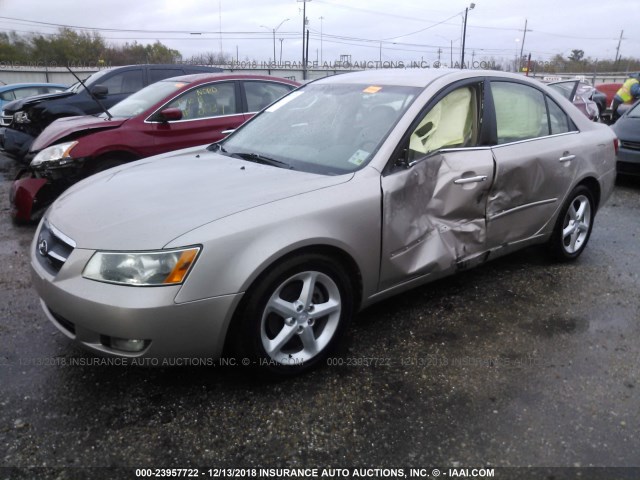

{"left": 491, "top": 81, "right": 547, "bottom": 144}
{"left": 149, "top": 69, "right": 185, "bottom": 83}
{"left": 101, "top": 70, "right": 144, "bottom": 95}
{"left": 546, "top": 97, "right": 572, "bottom": 135}
{"left": 245, "top": 81, "right": 295, "bottom": 112}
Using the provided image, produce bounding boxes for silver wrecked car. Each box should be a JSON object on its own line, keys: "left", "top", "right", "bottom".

{"left": 30, "top": 69, "right": 617, "bottom": 375}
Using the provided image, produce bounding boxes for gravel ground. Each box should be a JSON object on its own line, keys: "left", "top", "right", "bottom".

{"left": 0, "top": 152, "right": 639, "bottom": 478}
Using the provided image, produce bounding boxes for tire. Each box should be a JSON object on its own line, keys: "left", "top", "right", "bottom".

{"left": 549, "top": 185, "right": 595, "bottom": 261}
{"left": 234, "top": 253, "right": 354, "bottom": 376}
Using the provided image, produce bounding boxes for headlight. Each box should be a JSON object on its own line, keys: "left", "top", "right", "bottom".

{"left": 14, "top": 111, "right": 30, "bottom": 123}
{"left": 30, "top": 141, "right": 78, "bottom": 168}
{"left": 82, "top": 247, "right": 200, "bottom": 286}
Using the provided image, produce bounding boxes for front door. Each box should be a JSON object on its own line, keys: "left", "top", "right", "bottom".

{"left": 379, "top": 82, "right": 495, "bottom": 291}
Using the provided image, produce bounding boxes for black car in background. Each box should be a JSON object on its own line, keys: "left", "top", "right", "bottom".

{"left": 612, "top": 101, "right": 640, "bottom": 176}
{"left": 1, "top": 64, "right": 223, "bottom": 159}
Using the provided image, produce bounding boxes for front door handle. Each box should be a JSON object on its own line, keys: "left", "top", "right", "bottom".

{"left": 559, "top": 154, "right": 576, "bottom": 163}
{"left": 221, "top": 129, "right": 235, "bottom": 135}
{"left": 454, "top": 175, "right": 487, "bottom": 185}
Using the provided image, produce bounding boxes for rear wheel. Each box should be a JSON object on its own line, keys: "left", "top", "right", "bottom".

{"left": 549, "top": 185, "right": 595, "bottom": 261}
{"left": 235, "top": 253, "right": 354, "bottom": 376}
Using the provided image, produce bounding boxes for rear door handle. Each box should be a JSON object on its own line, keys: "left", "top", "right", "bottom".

{"left": 454, "top": 175, "right": 487, "bottom": 185}
{"left": 559, "top": 154, "right": 576, "bottom": 163}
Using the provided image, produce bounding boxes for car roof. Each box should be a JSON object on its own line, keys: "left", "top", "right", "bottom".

{"left": 314, "top": 68, "right": 541, "bottom": 88}
{"left": 162, "top": 73, "right": 300, "bottom": 85}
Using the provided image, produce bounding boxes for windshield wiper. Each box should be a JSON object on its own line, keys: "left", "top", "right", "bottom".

{"left": 230, "top": 152, "right": 294, "bottom": 170}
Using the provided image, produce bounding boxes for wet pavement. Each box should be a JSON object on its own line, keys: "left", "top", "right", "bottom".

{"left": 0, "top": 152, "right": 639, "bottom": 476}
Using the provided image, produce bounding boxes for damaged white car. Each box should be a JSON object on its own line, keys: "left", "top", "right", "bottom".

{"left": 31, "top": 69, "right": 617, "bottom": 375}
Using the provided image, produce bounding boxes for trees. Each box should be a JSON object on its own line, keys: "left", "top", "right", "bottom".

{"left": 0, "top": 28, "right": 182, "bottom": 66}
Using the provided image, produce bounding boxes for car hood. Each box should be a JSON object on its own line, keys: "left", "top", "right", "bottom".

{"left": 47, "top": 146, "right": 353, "bottom": 250}
{"left": 32, "top": 115, "right": 127, "bottom": 152}
{"left": 2, "top": 90, "right": 74, "bottom": 114}
{"left": 613, "top": 115, "right": 640, "bottom": 140}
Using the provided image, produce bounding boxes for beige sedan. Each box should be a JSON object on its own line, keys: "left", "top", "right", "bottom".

{"left": 30, "top": 69, "right": 617, "bottom": 375}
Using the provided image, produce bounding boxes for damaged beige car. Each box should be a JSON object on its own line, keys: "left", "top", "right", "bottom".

{"left": 31, "top": 69, "right": 617, "bottom": 376}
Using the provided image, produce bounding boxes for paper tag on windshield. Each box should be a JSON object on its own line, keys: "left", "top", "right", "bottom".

{"left": 348, "top": 149, "right": 369, "bottom": 166}
{"left": 363, "top": 86, "right": 382, "bottom": 94}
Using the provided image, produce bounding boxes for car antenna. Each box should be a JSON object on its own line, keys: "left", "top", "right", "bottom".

{"left": 66, "top": 66, "right": 113, "bottom": 120}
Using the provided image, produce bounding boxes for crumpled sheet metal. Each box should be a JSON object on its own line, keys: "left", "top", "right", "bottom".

{"left": 380, "top": 151, "right": 492, "bottom": 290}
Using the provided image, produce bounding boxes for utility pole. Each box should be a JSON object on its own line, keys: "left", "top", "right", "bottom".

{"left": 518, "top": 19, "right": 528, "bottom": 72}
{"left": 615, "top": 30, "right": 624, "bottom": 71}
{"left": 450, "top": 40, "right": 453, "bottom": 66}
{"left": 297, "top": 0, "right": 310, "bottom": 79}
{"left": 471, "top": 50, "right": 475, "bottom": 67}
{"left": 279, "top": 38, "right": 284, "bottom": 63}
{"left": 437, "top": 47, "right": 442, "bottom": 63}
{"left": 319, "top": 16, "right": 324, "bottom": 64}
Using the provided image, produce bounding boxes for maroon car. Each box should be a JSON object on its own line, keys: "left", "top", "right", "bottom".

{"left": 11, "top": 73, "right": 299, "bottom": 221}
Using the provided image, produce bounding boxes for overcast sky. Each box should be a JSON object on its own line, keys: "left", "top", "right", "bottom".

{"left": 0, "top": 0, "right": 637, "bottom": 67}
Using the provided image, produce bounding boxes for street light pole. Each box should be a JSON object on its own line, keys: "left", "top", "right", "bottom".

{"left": 261, "top": 18, "right": 289, "bottom": 65}
{"left": 461, "top": 2, "right": 475, "bottom": 69}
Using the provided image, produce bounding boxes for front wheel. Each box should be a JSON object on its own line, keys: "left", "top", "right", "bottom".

{"left": 235, "top": 254, "right": 354, "bottom": 376}
{"left": 549, "top": 185, "right": 595, "bottom": 261}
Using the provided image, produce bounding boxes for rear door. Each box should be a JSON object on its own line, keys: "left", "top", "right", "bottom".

{"left": 486, "top": 80, "right": 581, "bottom": 245}
{"left": 147, "top": 80, "right": 245, "bottom": 151}
{"left": 379, "top": 80, "right": 495, "bottom": 291}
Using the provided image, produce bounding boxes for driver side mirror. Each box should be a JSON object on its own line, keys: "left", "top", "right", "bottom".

{"left": 157, "top": 108, "right": 183, "bottom": 122}
{"left": 91, "top": 85, "right": 108, "bottom": 98}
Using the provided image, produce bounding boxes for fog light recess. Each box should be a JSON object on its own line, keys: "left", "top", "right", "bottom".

{"left": 109, "top": 337, "right": 149, "bottom": 353}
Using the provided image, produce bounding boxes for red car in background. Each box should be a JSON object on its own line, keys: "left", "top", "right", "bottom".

{"left": 11, "top": 73, "right": 299, "bottom": 221}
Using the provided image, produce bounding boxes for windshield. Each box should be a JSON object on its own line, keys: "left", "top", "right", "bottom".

{"left": 628, "top": 101, "right": 640, "bottom": 118}
{"left": 221, "top": 83, "right": 420, "bottom": 175}
{"left": 102, "top": 80, "right": 189, "bottom": 118}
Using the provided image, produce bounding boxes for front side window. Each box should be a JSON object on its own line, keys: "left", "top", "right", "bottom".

{"left": 164, "top": 82, "right": 237, "bottom": 120}
{"left": 491, "top": 81, "right": 548, "bottom": 144}
{"left": 408, "top": 86, "right": 479, "bottom": 162}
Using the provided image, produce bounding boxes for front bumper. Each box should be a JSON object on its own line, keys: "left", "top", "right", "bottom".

{"left": 617, "top": 146, "right": 640, "bottom": 176}
{"left": 30, "top": 224, "right": 243, "bottom": 360}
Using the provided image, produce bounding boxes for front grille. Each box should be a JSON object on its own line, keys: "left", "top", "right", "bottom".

{"left": 35, "top": 221, "right": 76, "bottom": 275}
{"left": 1, "top": 111, "right": 12, "bottom": 127}
{"left": 620, "top": 140, "right": 640, "bottom": 152}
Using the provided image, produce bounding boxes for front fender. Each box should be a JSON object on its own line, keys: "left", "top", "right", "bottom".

{"left": 169, "top": 170, "right": 382, "bottom": 306}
